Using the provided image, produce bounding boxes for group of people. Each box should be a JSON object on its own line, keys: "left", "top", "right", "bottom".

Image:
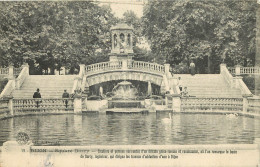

{"left": 177, "top": 77, "right": 189, "bottom": 97}
{"left": 33, "top": 89, "right": 73, "bottom": 99}
{"left": 33, "top": 88, "right": 71, "bottom": 108}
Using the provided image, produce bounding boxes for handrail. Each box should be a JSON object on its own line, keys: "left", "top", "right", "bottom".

{"left": 13, "top": 98, "right": 74, "bottom": 112}
{"left": 238, "top": 79, "right": 252, "bottom": 96}
{"left": 229, "top": 66, "right": 260, "bottom": 75}
{"left": 0, "top": 99, "right": 9, "bottom": 114}
{"left": 86, "top": 61, "right": 122, "bottom": 73}
{"left": 181, "top": 97, "right": 243, "bottom": 111}
{"left": 16, "top": 65, "right": 29, "bottom": 89}
{"left": 14, "top": 67, "right": 22, "bottom": 76}
{"left": 0, "top": 68, "right": 9, "bottom": 75}
{"left": 0, "top": 80, "right": 15, "bottom": 98}
{"left": 85, "top": 60, "right": 165, "bottom": 75}
{"left": 128, "top": 61, "right": 165, "bottom": 73}
{"left": 240, "top": 67, "right": 260, "bottom": 74}
{"left": 221, "top": 65, "right": 234, "bottom": 86}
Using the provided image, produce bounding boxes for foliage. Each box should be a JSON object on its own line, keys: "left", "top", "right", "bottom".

{"left": 142, "top": 0, "right": 257, "bottom": 73}
{"left": 0, "top": 2, "right": 118, "bottom": 74}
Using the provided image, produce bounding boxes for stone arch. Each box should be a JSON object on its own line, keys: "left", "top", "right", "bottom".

{"left": 86, "top": 71, "right": 163, "bottom": 87}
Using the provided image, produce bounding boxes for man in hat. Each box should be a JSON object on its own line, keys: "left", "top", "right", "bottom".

{"left": 33, "top": 88, "right": 41, "bottom": 98}
{"left": 33, "top": 88, "right": 41, "bottom": 108}
{"left": 62, "top": 90, "right": 70, "bottom": 108}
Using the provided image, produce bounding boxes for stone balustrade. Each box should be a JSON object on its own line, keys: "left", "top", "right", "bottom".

{"left": 128, "top": 61, "right": 165, "bottom": 74}
{"left": 0, "top": 68, "right": 9, "bottom": 75}
{"left": 13, "top": 98, "right": 74, "bottom": 113}
{"left": 229, "top": 66, "right": 260, "bottom": 75}
{"left": 86, "top": 61, "right": 122, "bottom": 74}
{"left": 181, "top": 97, "right": 243, "bottom": 111}
{"left": 220, "top": 64, "right": 234, "bottom": 87}
{"left": 0, "top": 67, "right": 22, "bottom": 77}
{"left": 13, "top": 67, "right": 22, "bottom": 76}
{"left": 248, "top": 96, "right": 260, "bottom": 114}
{"left": 0, "top": 99, "right": 10, "bottom": 117}
{"left": 85, "top": 60, "right": 165, "bottom": 75}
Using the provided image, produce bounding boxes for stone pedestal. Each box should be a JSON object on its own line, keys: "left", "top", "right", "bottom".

{"left": 172, "top": 95, "right": 181, "bottom": 112}
{"left": 122, "top": 59, "right": 128, "bottom": 70}
{"left": 79, "top": 64, "right": 85, "bottom": 75}
{"left": 147, "top": 81, "right": 152, "bottom": 96}
{"left": 8, "top": 65, "right": 13, "bottom": 80}
{"left": 235, "top": 65, "right": 241, "bottom": 76}
{"left": 164, "top": 64, "right": 170, "bottom": 76}
{"left": 73, "top": 96, "right": 82, "bottom": 114}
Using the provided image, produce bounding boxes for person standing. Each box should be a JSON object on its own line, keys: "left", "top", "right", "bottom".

{"left": 177, "top": 77, "right": 183, "bottom": 92}
{"left": 33, "top": 88, "right": 41, "bottom": 108}
{"left": 190, "top": 60, "right": 196, "bottom": 76}
{"left": 62, "top": 90, "right": 70, "bottom": 108}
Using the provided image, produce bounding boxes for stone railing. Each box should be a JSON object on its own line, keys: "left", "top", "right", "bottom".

{"left": 229, "top": 66, "right": 260, "bottom": 75}
{"left": 0, "top": 67, "right": 22, "bottom": 77}
{"left": 16, "top": 64, "right": 29, "bottom": 89}
{"left": 0, "top": 68, "right": 9, "bottom": 75}
{"left": 128, "top": 61, "right": 165, "bottom": 74}
{"left": 220, "top": 64, "right": 234, "bottom": 87}
{"left": 13, "top": 98, "right": 74, "bottom": 113}
{"left": 86, "top": 61, "right": 122, "bottom": 74}
{"left": 221, "top": 64, "right": 252, "bottom": 96}
{"left": 248, "top": 96, "right": 260, "bottom": 114}
{"left": 181, "top": 97, "right": 243, "bottom": 111}
{"left": 0, "top": 80, "right": 15, "bottom": 98}
{"left": 86, "top": 60, "right": 166, "bottom": 75}
{"left": 237, "top": 79, "right": 252, "bottom": 96}
{"left": 13, "top": 67, "right": 22, "bottom": 76}
{"left": 0, "top": 99, "right": 10, "bottom": 117}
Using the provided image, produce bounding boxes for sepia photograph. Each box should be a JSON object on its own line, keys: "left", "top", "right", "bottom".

{"left": 0, "top": 0, "right": 259, "bottom": 166}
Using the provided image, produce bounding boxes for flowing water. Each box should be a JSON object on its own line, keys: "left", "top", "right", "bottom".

{"left": 0, "top": 113, "right": 259, "bottom": 146}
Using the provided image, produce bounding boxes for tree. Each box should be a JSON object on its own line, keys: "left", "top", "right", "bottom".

{"left": 0, "top": 2, "right": 118, "bottom": 74}
{"left": 142, "top": 0, "right": 257, "bottom": 73}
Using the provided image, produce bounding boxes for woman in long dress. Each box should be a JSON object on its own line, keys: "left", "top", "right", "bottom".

{"left": 190, "top": 61, "right": 195, "bottom": 76}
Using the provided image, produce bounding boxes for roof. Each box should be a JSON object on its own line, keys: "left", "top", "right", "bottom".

{"left": 110, "top": 23, "right": 134, "bottom": 31}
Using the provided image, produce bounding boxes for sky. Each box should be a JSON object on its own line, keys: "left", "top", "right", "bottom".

{"left": 97, "top": 0, "right": 145, "bottom": 18}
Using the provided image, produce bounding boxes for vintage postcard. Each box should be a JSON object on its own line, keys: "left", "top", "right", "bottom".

{"left": 0, "top": 0, "right": 259, "bottom": 166}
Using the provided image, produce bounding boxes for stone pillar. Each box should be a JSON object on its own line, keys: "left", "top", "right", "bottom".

{"left": 79, "top": 64, "right": 85, "bottom": 76}
{"left": 172, "top": 95, "right": 181, "bottom": 112}
{"left": 8, "top": 65, "right": 14, "bottom": 79}
{"left": 147, "top": 81, "right": 152, "bottom": 96}
{"left": 242, "top": 95, "right": 249, "bottom": 113}
{"left": 112, "top": 33, "right": 115, "bottom": 50}
{"left": 21, "top": 63, "right": 29, "bottom": 76}
{"left": 235, "top": 65, "right": 241, "bottom": 76}
{"left": 99, "top": 86, "right": 103, "bottom": 97}
{"left": 164, "top": 64, "right": 170, "bottom": 75}
{"left": 220, "top": 64, "right": 226, "bottom": 74}
{"left": 8, "top": 98, "right": 14, "bottom": 116}
{"left": 122, "top": 59, "right": 128, "bottom": 70}
{"left": 73, "top": 95, "right": 82, "bottom": 114}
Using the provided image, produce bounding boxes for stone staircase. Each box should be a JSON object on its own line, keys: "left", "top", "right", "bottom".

{"left": 12, "top": 75, "right": 76, "bottom": 98}
{"left": 174, "top": 74, "right": 242, "bottom": 98}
